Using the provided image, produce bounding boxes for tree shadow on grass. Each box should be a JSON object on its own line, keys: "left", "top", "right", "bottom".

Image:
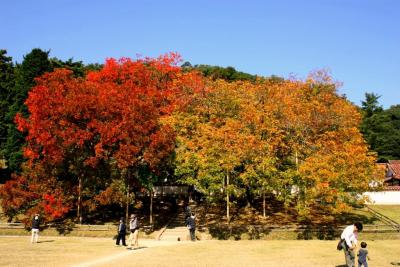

{"left": 54, "top": 220, "right": 74, "bottom": 235}
{"left": 208, "top": 224, "right": 272, "bottom": 240}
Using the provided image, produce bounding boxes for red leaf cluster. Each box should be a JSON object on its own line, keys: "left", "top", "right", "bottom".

{"left": 1, "top": 53, "right": 203, "bottom": 221}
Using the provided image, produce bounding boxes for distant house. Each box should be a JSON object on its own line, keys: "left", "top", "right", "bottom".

{"left": 363, "top": 160, "right": 400, "bottom": 204}
{"left": 384, "top": 160, "right": 400, "bottom": 187}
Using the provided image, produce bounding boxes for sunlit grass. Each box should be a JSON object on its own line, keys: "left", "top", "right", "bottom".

{"left": 1, "top": 236, "right": 399, "bottom": 267}
{"left": 370, "top": 205, "right": 400, "bottom": 223}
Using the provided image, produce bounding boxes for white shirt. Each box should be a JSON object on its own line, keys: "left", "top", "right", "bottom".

{"left": 341, "top": 225, "right": 358, "bottom": 248}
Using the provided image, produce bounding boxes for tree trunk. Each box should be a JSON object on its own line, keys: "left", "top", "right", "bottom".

{"left": 77, "top": 174, "right": 83, "bottom": 224}
{"left": 125, "top": 183, "right": 130, "bottom": 223}
{"left": 263, "top": 191, "right": 266, "bottom": 218}
{"left": 226, "top": 171, "right": 230, "bottom": 224}
{"left": 149, "top": 188, "right": 153, "bottom": 226}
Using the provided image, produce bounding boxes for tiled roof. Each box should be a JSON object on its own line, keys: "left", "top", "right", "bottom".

{"left": 388, "top": 160, "right": 400, "bottom": 179}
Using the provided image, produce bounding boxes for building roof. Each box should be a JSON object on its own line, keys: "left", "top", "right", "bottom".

{"left": 388, "top": 160, "right": 400, "bottom": 179}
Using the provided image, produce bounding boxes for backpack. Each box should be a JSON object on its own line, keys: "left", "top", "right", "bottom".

{"left": 337, "top": 239, "right": 343, "bottom": 251}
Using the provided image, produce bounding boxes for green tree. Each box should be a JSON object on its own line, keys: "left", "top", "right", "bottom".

{"left": 4, "top": 48, "right": 52, "bottom": 175}
{"left": 363, "top": 105, "right": 400, "bottom": 161}
{"left": 0, "top": 50, "right": 15, "bottom": 179}
{"left": 49, "top": 57, "right": 86, "bottom": 77}
{"left": 361, "top": 92, "right": 383, "bottom": 117}
{"left": 360, "top": 93, "right": 400, "bottom": 161}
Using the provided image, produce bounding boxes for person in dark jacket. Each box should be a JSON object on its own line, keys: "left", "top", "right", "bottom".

{"left": 186, "top": 212, "right": 196, "bottom": 241}
{"left": 116, "top": 217, "right": 127, "bottom": 246}
{"left": 31, "top": 214, "right": 40, "bottom": 243}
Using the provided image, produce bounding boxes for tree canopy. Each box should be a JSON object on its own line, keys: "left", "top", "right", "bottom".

{"left": 0, "top": 50, "right": 385, "bottom": 225}
{"left": 171, "top": 71, "right": 380, "bottom": 221}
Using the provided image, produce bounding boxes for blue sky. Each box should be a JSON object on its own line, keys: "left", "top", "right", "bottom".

{"left": 1, "top": 0, "right": 399, "bottom": 108}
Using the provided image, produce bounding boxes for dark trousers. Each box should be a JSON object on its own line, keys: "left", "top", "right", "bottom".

{"left": 116, "top": 233, "right": 126, "bottom": 245}
{"left": 190, "top": 228, "right": 196, "bottom": 241}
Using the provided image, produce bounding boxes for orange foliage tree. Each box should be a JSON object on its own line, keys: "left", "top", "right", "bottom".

{"left": 172, "top": 71, "right": 382, "bottom": 223}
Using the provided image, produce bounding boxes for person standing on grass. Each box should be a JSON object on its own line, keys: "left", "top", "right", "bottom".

{"left": 116, "top": 217, "right": 127, "bottom": 246}
{"left": 186, "top": 212, "right": 196, "bottom": 241}
{"left": 340, "top": 222, "right": 363, "bottom": 267}
{"left": 357, "top": 241, "right": 370, "bottom": 267}
{"left": 127, "top": 214, "right": 139, "bottom": 249}
{"left": 31, "top": 214, "right": 40, "bottom": 243}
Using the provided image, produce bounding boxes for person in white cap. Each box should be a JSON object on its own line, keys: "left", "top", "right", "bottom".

{"left": 127, "top": 214, "right": 139, "bottom": 249}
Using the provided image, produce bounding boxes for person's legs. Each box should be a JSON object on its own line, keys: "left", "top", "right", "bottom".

{"left": 31, "top": 229, "right": 39, "bottom": 243}
{"left": 127, "top": 232, "right": 134, "bottom": 248}
{"left": 190, "top": 229, "right": 195, "bottom": 241}
{"left": 116, "top": 233, "right": 121, "bottom": 245}
{"left": 122, "top": 233, "right": 126, "bottom": 246}
{"left": 31, "top": 229, "right": 35, "bottom": 243}
{"left": 133, "top": 229, "right": 139, "bottom": 248}
{"left": 344, "top": 249, "right": 355, "bottom": 267}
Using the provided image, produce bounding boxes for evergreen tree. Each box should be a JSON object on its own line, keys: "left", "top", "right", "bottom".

{"left": 0, "top": 50, "right": 15, "bottom": 179}
{"left": 361, "top": 93, "right": 400, "bottom": 161}
{"left": 3, "top": 48, "right": 52, "bottom": 176}
{"left": 49, "top": 57, "right": 86, "bottom": 77}
{"left": 361, "top": 92, "right": 383, "bottom": 117}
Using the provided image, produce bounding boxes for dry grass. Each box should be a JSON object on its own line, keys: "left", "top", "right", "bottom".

{"left": 1, "top": 236, "right": 399, "bottom": 267}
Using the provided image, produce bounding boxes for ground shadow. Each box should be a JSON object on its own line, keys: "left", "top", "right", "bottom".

{"left": 296, "top": 224, "right": 338, "bottom": 240}
{"left": 126, "top": 246, "right": 147, "bottom": 251}
{"left": 208, "top": 224, "right": 272, "bottom": 240}
{"left": 37, "top": 240, "right": 55, "bottom": 243}
{"left": 54, "top": 220, "right": 74, "bottom": 235}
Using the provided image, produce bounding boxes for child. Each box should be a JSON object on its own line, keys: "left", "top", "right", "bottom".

{"left": 357, "top": 241, "right": 371, "bottom": 267}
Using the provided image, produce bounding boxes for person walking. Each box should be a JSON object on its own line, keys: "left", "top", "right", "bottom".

{"left": 127, "top": 214, "right": 139, "bottom": 249}
{"left": 31, "top": 214, "right": 40, "bottom": 243}
{"left": 340, "top": 222, "right": 363, "bottom": 267}
{"left": 116, "top": 217, "right": 127, "bottom": 246}
{"left": 186, "top": 212, "right": 196, "bottom": 241}
{"left": 357, "top": 241, "right": 371, "bottom": 267}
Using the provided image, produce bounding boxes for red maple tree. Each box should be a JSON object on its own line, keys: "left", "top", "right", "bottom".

{"left": 1, "top": 53, "right": 203, "bottom": 222}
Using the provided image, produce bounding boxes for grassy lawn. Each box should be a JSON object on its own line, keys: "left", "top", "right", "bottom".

{"left": 1, "top": 236, "right": 399, "bottom": 267}
{"left": 369, "top": 205, "right": 400, "bottom": 223}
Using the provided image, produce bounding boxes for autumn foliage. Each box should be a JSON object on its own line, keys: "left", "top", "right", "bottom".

{"left": 1, "top": 53, "right": 203, "bottom": 222}
{"left": 0, "top": 54, "right": 382, "bottom": 224}
{"left": 172, "top": 70, "right": 382, "bottom": 222}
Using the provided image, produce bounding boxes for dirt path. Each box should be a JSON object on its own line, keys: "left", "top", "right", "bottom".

{"left": 70, "top": 240, "right": 180, "bottom": 267}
